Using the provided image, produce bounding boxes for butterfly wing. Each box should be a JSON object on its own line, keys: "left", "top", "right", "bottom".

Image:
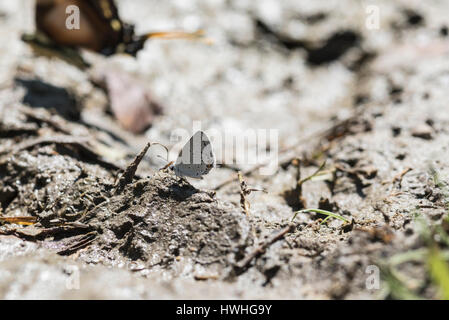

{"left": 35, "top": 0, "right": 130, "bottom": 55}
{"left": 174, "top": 131, "right": 215, "bottom": 178}
{"left": 85, "top": 0, "right": 138, "bottom": 55}
{"left": 34, "top": 0, "right": 201, "bottom": 57}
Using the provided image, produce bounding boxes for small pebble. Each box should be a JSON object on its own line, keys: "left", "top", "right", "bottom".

{"left": 411, "top": 124, "right": 433, "bottom": 140}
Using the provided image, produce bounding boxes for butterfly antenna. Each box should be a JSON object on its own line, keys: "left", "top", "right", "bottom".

{"left": 148, "top": 142, "right": 169, "bottom": 162}
{"left": 161, "top": 161, "right": 174, "bottom": 171}
{"left": 144, "top": 30, "right": 213, "bottom": 44}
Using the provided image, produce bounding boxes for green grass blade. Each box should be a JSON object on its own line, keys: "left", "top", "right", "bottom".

{"left": 428, "top": 246, "right": 449, "bottom": 300}
{"left": 292, "top": 208, "right": 350, "bottom": 223}
{"left": 297, "top": 161, "right": 327, "bottom": 186}
{"left": 379, "top": 263, "right": 423, "bottom": 300}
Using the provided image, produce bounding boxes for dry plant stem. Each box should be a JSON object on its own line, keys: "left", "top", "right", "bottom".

{"left": 7, "top": 135, "right": 89, "bottom": 155}
{"left": 293, "top": 158, "right": 303, "bottom": 197}
{"left": 0, "top": 216, "right": 37, "bottom": 226}
{"left": 145, "top": 30, "right": 205, "bottom": 40}
{"left": 20, "top": 107, "right": 72, "bottom": 135}
{"left": 194, "top": 274, "right": 220, "bottom": 281}
{"left": 235, "top": 223, "right": 296, "bottom": 270}
{"left": 237, "top": 172, "right": 266, "bottom": 215}
{"left": 1, "top": 135, "right": 121, "bottom": 171}
{"left": 57, "top": 232, "right": 97, "bottom": 256}
{"left": 115, "top": 142, "right": 151, "bottom": 194}
{"left": 238, "top": 171, "right": 251, "bottom": 216}
{"left": 393, "top": 167, "right": 413, "bottom": 188}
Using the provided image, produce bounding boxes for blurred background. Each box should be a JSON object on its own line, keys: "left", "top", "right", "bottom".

{"left": 1, "top": 1, "right": 447, "bottom": 170}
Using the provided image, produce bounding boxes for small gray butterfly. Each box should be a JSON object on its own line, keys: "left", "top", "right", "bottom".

{"left": 170, "top": 131, "right": 215, "bottom": 179}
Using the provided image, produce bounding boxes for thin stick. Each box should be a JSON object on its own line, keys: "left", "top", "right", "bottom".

{"left": 235, "top": 223, "right": 296, "bottom": 270}
{"left": 57, "top": 232, "right": 97, "bottom": 256}
{"left": 392, "top": 167, "right": 413, "bottom": 188}
{"left": 145, "top": 30, "right": 209, "bottom": 42}
{"left": 114, "top": 142, "right": 151, "bottom": 194}
{"left": 237, "top": 172, "right": 266, "bottom": 216}
{"left": 238, "top": 172, "right": 250, "bottom": 216}
{"left": 1, "top": 135, "right": 121, "bottom": 171}
{"left": 0, "top": 216, "right": 37, "bottom": 226}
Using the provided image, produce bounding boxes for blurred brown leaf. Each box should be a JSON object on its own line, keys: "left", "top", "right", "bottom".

{"left": 91, "top": 68, "right": 162, "bottom": 134}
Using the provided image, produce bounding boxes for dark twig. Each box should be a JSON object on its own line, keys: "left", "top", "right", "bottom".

{"left": 237, "top": 171, "right": 266, "bottom": 216}
{"left": 21, "top": 107, "right": 72, "bottom": 135}
{"left": 392, "top": 167, "right": 413, "bottom": 188}
{"left": 114, "top": 142, "right": 151, "bottom": 194}
{"left": 234, "top": 223, "right": 296, "bottom": 272}
{"left": 238, "top": 171, "right": 251, "bottom": 216}
{"left": 57, "top": 232, "right": 97, "bottom": 256}
{"left": 282, "top": 158, "right": 306, "bottom": 210}
{"left": 7, "top": 135, "right": 89, "bottom": 154}
{"left": 1, "top": 135, "right": 121, "bottom": 170}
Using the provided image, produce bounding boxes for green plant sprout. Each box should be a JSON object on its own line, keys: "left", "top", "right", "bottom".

{"left": 297, "top": 161, "right": 328, "bottom": 186}
{"left": 291, "top": 208, "right": 350, "bottom": 224}
{"left": 428, "top": 245, "right": 449, "bottom": 300}
{"left": 379, "top": 209, "right": 449, "bottom": 300}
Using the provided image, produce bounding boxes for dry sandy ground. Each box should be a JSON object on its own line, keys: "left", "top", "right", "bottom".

{"left": 0, "top": 0, "right": 449, "bottom": 299}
